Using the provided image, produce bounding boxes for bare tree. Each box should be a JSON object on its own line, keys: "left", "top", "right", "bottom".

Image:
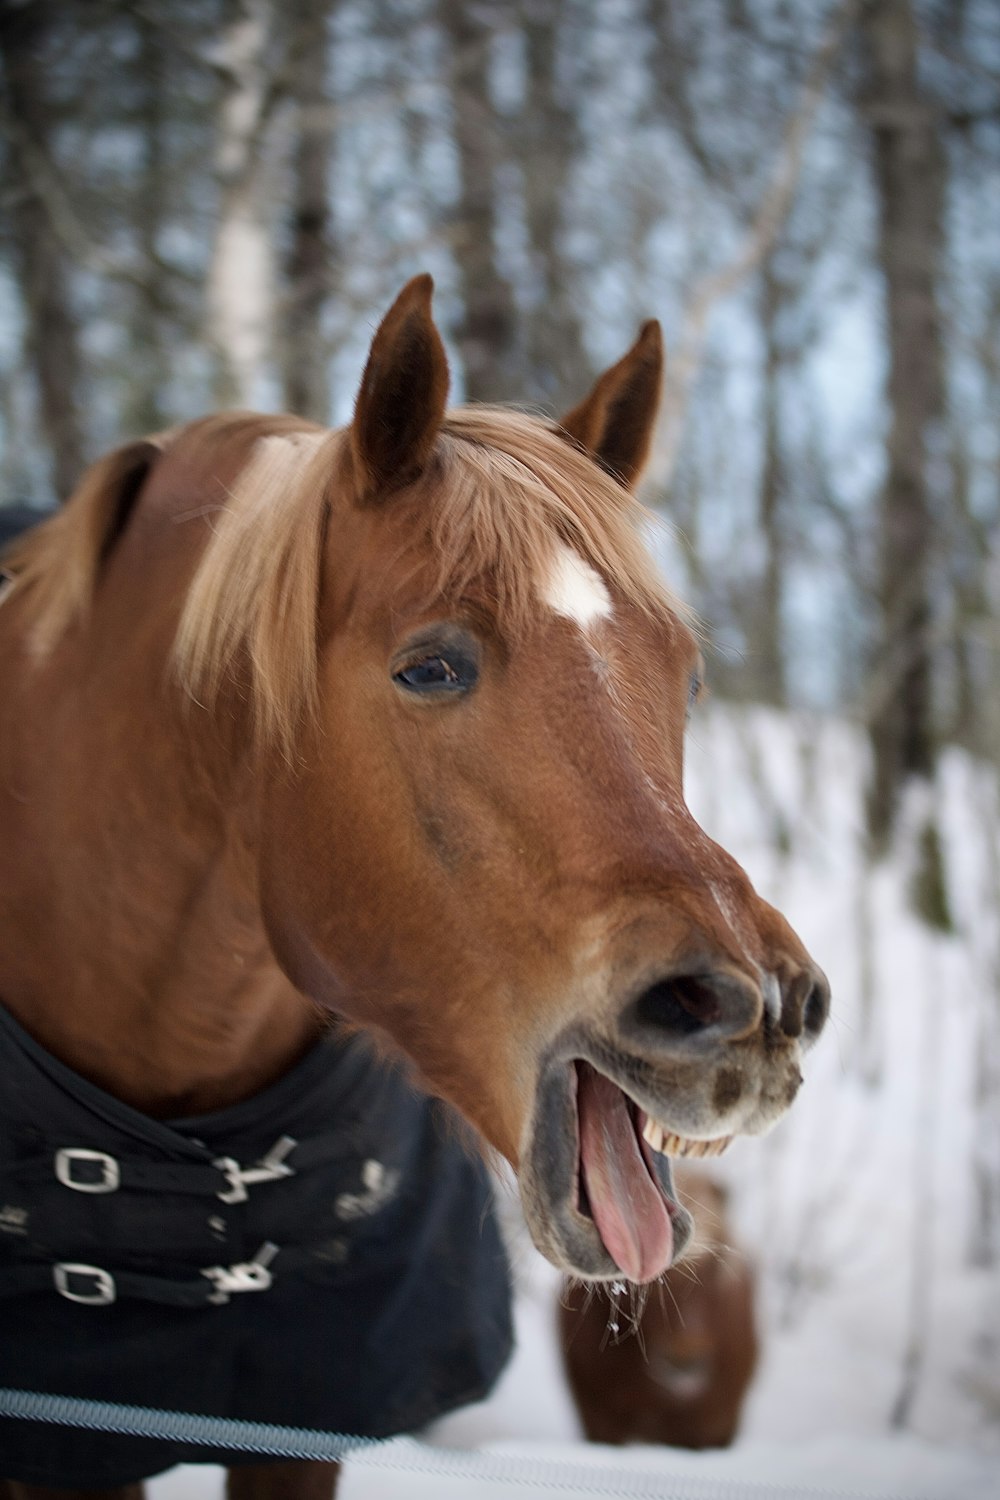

{"left": 650, "top": 0, "right": 860, "bottom": 491}
{"left": 0, "top": 0, "right": 86, "bottom": 499}
{"left": 861, "top": 0, "right": 947, "bottom": 849}
{"left": 439, "top": 0, "right": 519, "bottom": 403}
{"left": 754, "top": 256, "right": 789, "bottom": 704}
{"left": 517, "top": 0, "right": 587, "bottom": 410}
{"left": 281, "top": 0, "right": 338, "bottom": 420}
{"left": 122, "top": 10, "right": 173, "bottom": 435}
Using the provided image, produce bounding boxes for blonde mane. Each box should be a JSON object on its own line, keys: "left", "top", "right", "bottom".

{"left": 7, "top": 407, "right": 683, "bottom": 755}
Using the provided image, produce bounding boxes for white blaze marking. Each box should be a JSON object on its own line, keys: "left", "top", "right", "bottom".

{"left": 543, "top": 544, "right": 612, "bottom": 628}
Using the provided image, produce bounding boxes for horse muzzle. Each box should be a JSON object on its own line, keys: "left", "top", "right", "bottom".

{"left": 517, "top": 957, "right": 829, "bottom": 1284}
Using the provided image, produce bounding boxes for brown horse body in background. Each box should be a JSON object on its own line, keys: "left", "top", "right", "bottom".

{"left": 561, "top": 1169, "right": 759, "bottom": 1449}
{"left": 0, "top": 278, "right": 827, "bottom": 1498}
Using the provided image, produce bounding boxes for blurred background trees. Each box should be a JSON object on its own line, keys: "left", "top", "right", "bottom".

{"left": 0, "top": 0, "right": 998, "bottom": 850}
{"left": 2, "top": 0, "right": 999, "bottom": 1431}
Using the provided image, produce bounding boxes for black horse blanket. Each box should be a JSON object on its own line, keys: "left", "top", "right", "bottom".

{"left": 0, "top": 1001, "right": 512, "bottom": 1486}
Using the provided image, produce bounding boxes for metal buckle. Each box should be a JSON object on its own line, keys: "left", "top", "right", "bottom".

{"left": 53, "top": 1262, "right": 117, "bottom": 1305}
{"left": 213, "top": 1135, "right": 297, "bottom": 1204}
{"left": 202, "top": 1241, "right": 279, "bottom": 1304}
{"left": 335, "top": 1159, "right": 400, "bottom": 1222}
{"left": 54, "top": 1148, "right": 121, "bottom": 1194}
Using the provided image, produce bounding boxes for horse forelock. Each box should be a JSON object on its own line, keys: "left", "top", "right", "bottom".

{"left": 431, "top": 408, "right": 682, "bottom": 640}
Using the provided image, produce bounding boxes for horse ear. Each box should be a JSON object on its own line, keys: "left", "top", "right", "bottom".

{"left": 350, "top": 274, "right": 449, "bottom": 502}
{"left": 557, "top": 320, "right": 663, "bottom": 490}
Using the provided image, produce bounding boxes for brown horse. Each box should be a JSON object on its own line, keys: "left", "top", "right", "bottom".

{"left": 0, "top": 276, "right": 827, "bottom": 1498}
{"left": 560, "top": 1168, "right": 759, "bottom": 1449}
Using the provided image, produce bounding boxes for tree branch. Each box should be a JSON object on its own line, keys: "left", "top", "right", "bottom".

{"left": 0, "top": 100, "right": 197, "bottom": 310}
{"left": 653, "top": 0, "right": 861, "bottom": 491}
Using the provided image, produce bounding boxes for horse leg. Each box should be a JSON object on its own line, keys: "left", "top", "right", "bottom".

{"left": 225, "top": 1460, "right": 341, "bottom": 1499}
{"left": 0, "top": 1484, "right": 144, "bottom": 1500}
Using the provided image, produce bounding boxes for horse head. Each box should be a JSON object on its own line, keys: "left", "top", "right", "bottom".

{"left": 246, "top": 277, "right": 829, "bottom": 1283}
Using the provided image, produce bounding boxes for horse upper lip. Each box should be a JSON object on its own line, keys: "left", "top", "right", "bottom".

{"left": 554, "top": 1034, "right": 692, "bottom": 1138}
{"left": 577, "top": 1058, "right": 734, "bottom": 1157}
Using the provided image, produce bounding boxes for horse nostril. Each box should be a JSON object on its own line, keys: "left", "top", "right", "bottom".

{"left": 802, "top": 973, "right": 831, "bottom": 1042}
{"left": 781, "top": 968, "right": 830, "bottom": 1042}
{"left": 634, "top": 976, "right": 723, "bottom": 1036}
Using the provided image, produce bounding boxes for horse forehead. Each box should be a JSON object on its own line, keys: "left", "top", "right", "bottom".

{"left": 541, "top": 543, "right": 613, "bottom": 628}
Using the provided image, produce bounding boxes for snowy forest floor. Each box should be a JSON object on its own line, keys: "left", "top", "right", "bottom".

{"left": 150, "top": 704, "right": 1000, "bottom": 1498}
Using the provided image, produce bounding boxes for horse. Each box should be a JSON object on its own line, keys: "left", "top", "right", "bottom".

{"left": 0, "top": 275, "right": 828, "bottom": 1498}
{"left": 560, "top": 1168, "right": 759, "bottom": 1449}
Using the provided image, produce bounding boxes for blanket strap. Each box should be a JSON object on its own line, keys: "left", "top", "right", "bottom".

{"left": 0, "top": 1241, "right": 288, "bottom": 1308}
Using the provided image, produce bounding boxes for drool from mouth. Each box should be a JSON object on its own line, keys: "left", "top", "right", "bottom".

{"left": 574, "top": 1059, "right": 731, "bottom": 1283}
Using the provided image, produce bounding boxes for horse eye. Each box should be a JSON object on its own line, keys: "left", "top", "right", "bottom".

{"left": 687, "top": 673, "right": 703, "bottom": 718}
{"left": 393, "top": 654, "right": 476, "bottom": 693}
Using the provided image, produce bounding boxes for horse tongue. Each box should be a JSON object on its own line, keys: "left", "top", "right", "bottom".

{"left": 577, "top": 1062, "right": 673, "bottom": 1284}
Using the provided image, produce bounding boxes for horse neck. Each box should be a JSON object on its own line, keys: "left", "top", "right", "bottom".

{"left": 0, "top": 591, "right": 323, "bottom": 1118}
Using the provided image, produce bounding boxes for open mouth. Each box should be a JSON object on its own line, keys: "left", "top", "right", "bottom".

{"left": 572, "top": 1059, "right": 730, "bottom": 1283}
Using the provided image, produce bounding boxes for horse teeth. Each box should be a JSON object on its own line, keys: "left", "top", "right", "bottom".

{"left": 640, "top": 1121, "right": 733, "bottom": 1160}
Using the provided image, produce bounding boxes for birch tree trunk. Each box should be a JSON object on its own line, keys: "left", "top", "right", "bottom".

{"left": 206, "top": 0, "right": 280, "bottom": 409}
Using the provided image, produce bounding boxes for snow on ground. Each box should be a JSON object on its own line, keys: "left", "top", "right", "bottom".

{"left": 146, "top": 705, "right": 1000, "bottom": 1497}
{"left": 679, "top": 707, "right": 1000, "bottom": 1456}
